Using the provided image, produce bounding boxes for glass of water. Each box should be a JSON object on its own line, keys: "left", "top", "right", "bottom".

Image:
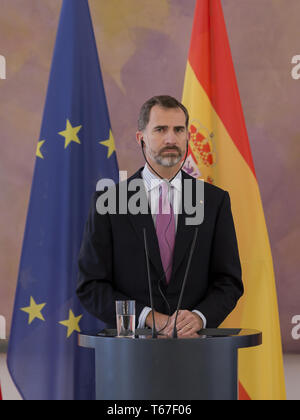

{"left": 115, "top": 300, "right": 136, "bottom": 338}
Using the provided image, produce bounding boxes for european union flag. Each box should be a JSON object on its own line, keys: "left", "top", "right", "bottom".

{"left": 7, "top": 0, "right": 119, "bottom": 400}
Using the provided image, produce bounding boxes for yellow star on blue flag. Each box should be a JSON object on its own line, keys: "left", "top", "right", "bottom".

{"left": 20, "top": 297, "right": 46, "bottom": 325}
{"left": 59, "top": 309, "right": 83, "bottom": 338}
{"left": 59, "top": 119, "right": 82, "bottom": 149}
{"left": 36, "top": 140, "right": 46, "bottom": 159}
{"left": 99, "top": 130, "right": 116, "bottom": 158}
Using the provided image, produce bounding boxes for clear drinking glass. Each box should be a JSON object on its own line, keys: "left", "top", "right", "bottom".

{"left": 115, "top": 300, "right": 136, "bottom": 338}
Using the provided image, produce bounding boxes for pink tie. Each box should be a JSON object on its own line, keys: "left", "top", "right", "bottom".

{"left": 155, "top": 182, "right": 175, "bottom": 284}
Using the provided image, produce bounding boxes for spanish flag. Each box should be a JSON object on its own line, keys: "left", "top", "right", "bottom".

{"left": 182, "top": 0, "right": 286, "bottom": 400}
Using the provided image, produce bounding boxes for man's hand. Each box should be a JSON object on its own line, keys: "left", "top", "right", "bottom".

{"left": 146, "top": 310, "right": 203, "bottom": 337}
{"left": 145, "top": 310, "right": 170, "bottom": 331}
{"left": 163, "top": 310, "right": 203, "bottom": 337}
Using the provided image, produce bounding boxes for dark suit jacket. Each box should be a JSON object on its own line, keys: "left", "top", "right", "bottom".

{"left": 76, "top": 168, "right": 243, "bottom": 328}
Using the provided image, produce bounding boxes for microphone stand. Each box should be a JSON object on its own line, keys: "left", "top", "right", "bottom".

{"left": 172, "top": 227, "right": 199, "bottom": 338}
{"left": 143, "top": 228, "right": 158, "bottom": 338}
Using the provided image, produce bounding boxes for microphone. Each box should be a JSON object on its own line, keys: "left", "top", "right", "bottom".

{"left": 172, "top": 227, "right": 199, "bottom": 339}
{"left": 143, "top": 228, "right": 158, "bottom": 338}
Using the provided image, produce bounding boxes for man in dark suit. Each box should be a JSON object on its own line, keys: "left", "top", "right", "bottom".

{"left": 76, "top": 95, "right": 243, "bottom": 337}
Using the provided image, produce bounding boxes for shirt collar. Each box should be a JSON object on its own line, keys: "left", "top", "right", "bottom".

{"left": 142, "top": 164, "right": 182, "bottom": 192}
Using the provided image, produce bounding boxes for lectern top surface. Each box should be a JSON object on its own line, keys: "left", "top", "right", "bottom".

{"left": 79, "top": 327, "right": 262, "bottom": 350}
{"left": 96, "top": 328, "right": 258, "bottom": 339}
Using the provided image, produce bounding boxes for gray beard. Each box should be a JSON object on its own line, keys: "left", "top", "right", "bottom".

{"left": 149, "top": 149, "right": 184, "bottom": 168}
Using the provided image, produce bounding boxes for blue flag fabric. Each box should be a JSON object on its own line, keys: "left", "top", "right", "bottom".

{"left": 7, "top": 0, "right": 119, "bottom": 400}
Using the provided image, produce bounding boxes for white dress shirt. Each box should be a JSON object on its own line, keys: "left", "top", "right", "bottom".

{"left": 137, "top": 164, "right": 207, "bottom": 330}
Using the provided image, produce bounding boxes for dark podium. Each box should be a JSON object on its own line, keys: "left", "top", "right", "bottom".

{"left": 78, "top": 328, "right": 262, "bottom": 400}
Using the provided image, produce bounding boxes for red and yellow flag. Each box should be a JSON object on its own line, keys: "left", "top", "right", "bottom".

{"left": 182, "top": 0, "right": 285, "bottom": 400}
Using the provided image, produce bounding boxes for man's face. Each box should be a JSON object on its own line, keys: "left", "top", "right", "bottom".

{"left": 137, "top": 105, "right": 189, "bottom": 168}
